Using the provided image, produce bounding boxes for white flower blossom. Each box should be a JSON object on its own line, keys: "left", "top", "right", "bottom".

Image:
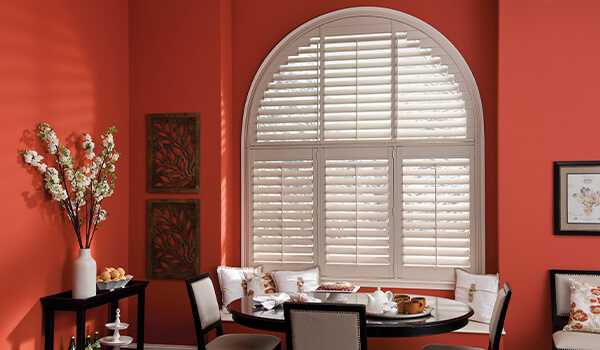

{"left": 82, "top": 133, "right": 95, "bottom": 159}
{"left": 93, "top": 208, "right": 107, "bottom": 224}
{"left": 36, "top": 163, "right": 47, "bottom": 173}
{"left": 65, "top": 169, "right": 74, "bottom": 182}
{"left": 76, "top": 190, "right": 86, "bottom": 201}
{"left": 39, "top": 124, "right": 60, "bottom": 155}
{"left": 23, "top": 150, "right": 48, "bottom": 173}
{"left": 21, "top": 123, "right": 118, "bottom": 249}
{"left": 44, "top": 167, "right": 60, "bottom": 184}
{"left": 102, "top": 133, "right": 114, "bottom": 151}
{"left": 31, "top": 154, "right": 43, "bottom": 167}
{"left": 23, "top": 152, "right": 33, "bottom": 164}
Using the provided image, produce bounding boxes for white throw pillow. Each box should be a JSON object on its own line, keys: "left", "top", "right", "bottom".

{"left": 271, "top": 267, "right": 320, "bottom": 293}
{"left": 216, "top": 266, "right": 261, "bottom": 311}
{"left": 455, "top": 268, "right": 499, "bottom": 323}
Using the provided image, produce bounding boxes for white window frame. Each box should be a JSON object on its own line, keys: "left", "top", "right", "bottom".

{"left": 241, "top": 7, "right": 485, "bottom": 290}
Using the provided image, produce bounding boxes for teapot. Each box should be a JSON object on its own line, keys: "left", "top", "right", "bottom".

{"left": 366, "top": 287, "right": 394, "bottom": 314}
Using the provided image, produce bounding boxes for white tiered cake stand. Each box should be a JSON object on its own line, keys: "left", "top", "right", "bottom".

{"left": 100, "top": 308, "right": 133, "bottom": 349}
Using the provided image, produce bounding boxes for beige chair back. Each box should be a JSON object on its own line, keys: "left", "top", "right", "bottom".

{"left": 185, "top": 272, "right": 225, "bottom": 350}
{"left": 550, "top": 269, "right": 600, "bottom": 332}
{"left": 488, "top": 282, "right": 512, "bottom": 350}
{"left": 284, "top": 302, "right": 367, "bottom": 350}
{"left": 190, "top": 276, "right": 221, "bottom": 330}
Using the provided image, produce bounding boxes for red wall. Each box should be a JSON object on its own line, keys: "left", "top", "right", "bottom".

{"left": 128, "top": 0, "right": 226, "bottom": 344}
{"left": 0, "top": 1, "right": 129, "bottom": 349}
{"left": 12, "top": 1, "right": 600, "bottom": 349}
{"left": 498, "top": 0, "right": 600, "bottom": 348}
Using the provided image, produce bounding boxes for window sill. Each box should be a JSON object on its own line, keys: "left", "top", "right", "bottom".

{"left": 320, "top": 277, "right": 455, "bottom": 291}
{"left": 221, "top": 312, "right": 234, "bottom": 322}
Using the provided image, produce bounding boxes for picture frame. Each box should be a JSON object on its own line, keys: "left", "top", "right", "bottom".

{"left": 554, "top": 161, "right": 600, "bottom": 235}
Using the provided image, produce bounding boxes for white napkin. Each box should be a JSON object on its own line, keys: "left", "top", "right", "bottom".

{"left": 253, "top": 293, "right": 291, "bottom": 309}
{"left": 289, "top": 293, "right": 321, "bottom": 303}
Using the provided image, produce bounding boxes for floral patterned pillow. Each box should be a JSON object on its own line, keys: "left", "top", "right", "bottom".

{"left": 564, "top": 279, "right": 600, "bottom": 333}
{"left": 244, "top": 272, "right": 277, "bottom": 296}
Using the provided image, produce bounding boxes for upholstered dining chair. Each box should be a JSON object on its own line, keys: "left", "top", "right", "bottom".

{"left": 422, "top": 282, "right": 512, "bottom": 350}
{"left": 550, "top": 269, "right": 600, "bottom": 350}
{"left": 283, "top": 302, "right": 367, "bottom": 350}
{"left": 185, "top": 272, "right": 282, "bottom": 350}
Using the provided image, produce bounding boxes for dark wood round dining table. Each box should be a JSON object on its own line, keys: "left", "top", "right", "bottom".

{"left": 227, "top": 292, "right": 474, "bottom": 338}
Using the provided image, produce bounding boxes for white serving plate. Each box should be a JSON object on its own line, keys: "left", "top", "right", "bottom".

{"left": 313, "top": 286, "right": 360, "bottom": 302}
{"left": 99, "top": 335, "right": 133, "bottom": 346}
{"left": 105, "top": 322, "right": 129, "bottom": 330}
{"left": 97, "top": 275, "right": 133, "bottom": 291}
{"left": 367, "top": 305, "right": 433, "bottom": 319}
{"left": 313, "top": 285, "right": 360, "bottom": 293}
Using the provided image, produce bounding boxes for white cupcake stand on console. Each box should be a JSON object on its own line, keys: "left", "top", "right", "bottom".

{"left": 100, "top": 308, "right": 133, "bottom": 349}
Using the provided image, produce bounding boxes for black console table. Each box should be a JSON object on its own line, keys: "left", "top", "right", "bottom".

{"left": 41, "top": 280, "right": 149, "bottom": 350}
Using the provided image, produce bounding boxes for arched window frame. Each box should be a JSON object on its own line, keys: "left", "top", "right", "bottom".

{"left": 241, "top": 7, "right": 485, "bottom": 289}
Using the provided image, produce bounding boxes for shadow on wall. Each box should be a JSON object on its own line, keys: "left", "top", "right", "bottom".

{"left": 2, "top": 1, "right": 104, "bottom": 348}
{"left": 18, "top": 126, "right": 77, "bottom": 293}
{"left": 7, "top": 302, "right": 43, "bottom": 350}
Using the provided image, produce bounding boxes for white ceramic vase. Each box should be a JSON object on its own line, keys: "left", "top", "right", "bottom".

{"left": 73, "top": 248, "right": 97, "bottom": 299}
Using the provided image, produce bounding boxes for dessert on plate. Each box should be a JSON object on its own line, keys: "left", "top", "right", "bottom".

{"left": 316, "top": 281, "right": 354, "bottom": 291}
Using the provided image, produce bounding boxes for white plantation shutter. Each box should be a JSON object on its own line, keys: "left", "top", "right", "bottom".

{"left": 249, "top": 150, "right": 316, "bottom": 271}
{"left": 395, "top": 30, "right": 471, "bottom": 140}
{"left": 321, "top": 26, "right": 393, "bottom": 141}
{"left": 400, "top": 147, "right": 474, "bottom": 282}
{"left": 323, "top": 148, "right": 393, "bottom": 277}
{"left": 243, "top": 8, "right": 484, "bottom": 287}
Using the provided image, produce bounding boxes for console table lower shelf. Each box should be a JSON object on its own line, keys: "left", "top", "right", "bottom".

{"left": 40, "top": 280, "right": 149, "bottom": 350}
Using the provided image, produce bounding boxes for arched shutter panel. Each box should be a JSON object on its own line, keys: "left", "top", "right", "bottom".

{"left": 253, "top": 18, "right": 473, "bottom": 144}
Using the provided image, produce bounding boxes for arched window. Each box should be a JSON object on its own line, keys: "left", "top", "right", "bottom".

{"left": 242, "top": 7, "right": 484, "bottom": 288}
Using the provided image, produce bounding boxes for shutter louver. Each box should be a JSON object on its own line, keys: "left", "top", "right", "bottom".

{"left": 324, "top": 150, "right": 392, "bottom": 277}
{"left": 402, "top": 157, "right": 471, "bottom": 270}
{"left": 252, "top": 155, "right": 315, "bottom": 266}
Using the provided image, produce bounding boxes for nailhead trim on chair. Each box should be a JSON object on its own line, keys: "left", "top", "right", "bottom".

{"left": 290, "top": 309, "right": 361, "bottom": 346}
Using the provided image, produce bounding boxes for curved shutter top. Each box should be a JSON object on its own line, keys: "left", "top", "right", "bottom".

{"left": 251, "top": 12, "right": 476, "bottom": 145}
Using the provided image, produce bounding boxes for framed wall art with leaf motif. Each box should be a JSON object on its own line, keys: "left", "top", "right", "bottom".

{"left": 147, "top": 113, "right": 200, "bottom": 193}
{"left": 147, "top": 199, "right": 200, "bottom": 279}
